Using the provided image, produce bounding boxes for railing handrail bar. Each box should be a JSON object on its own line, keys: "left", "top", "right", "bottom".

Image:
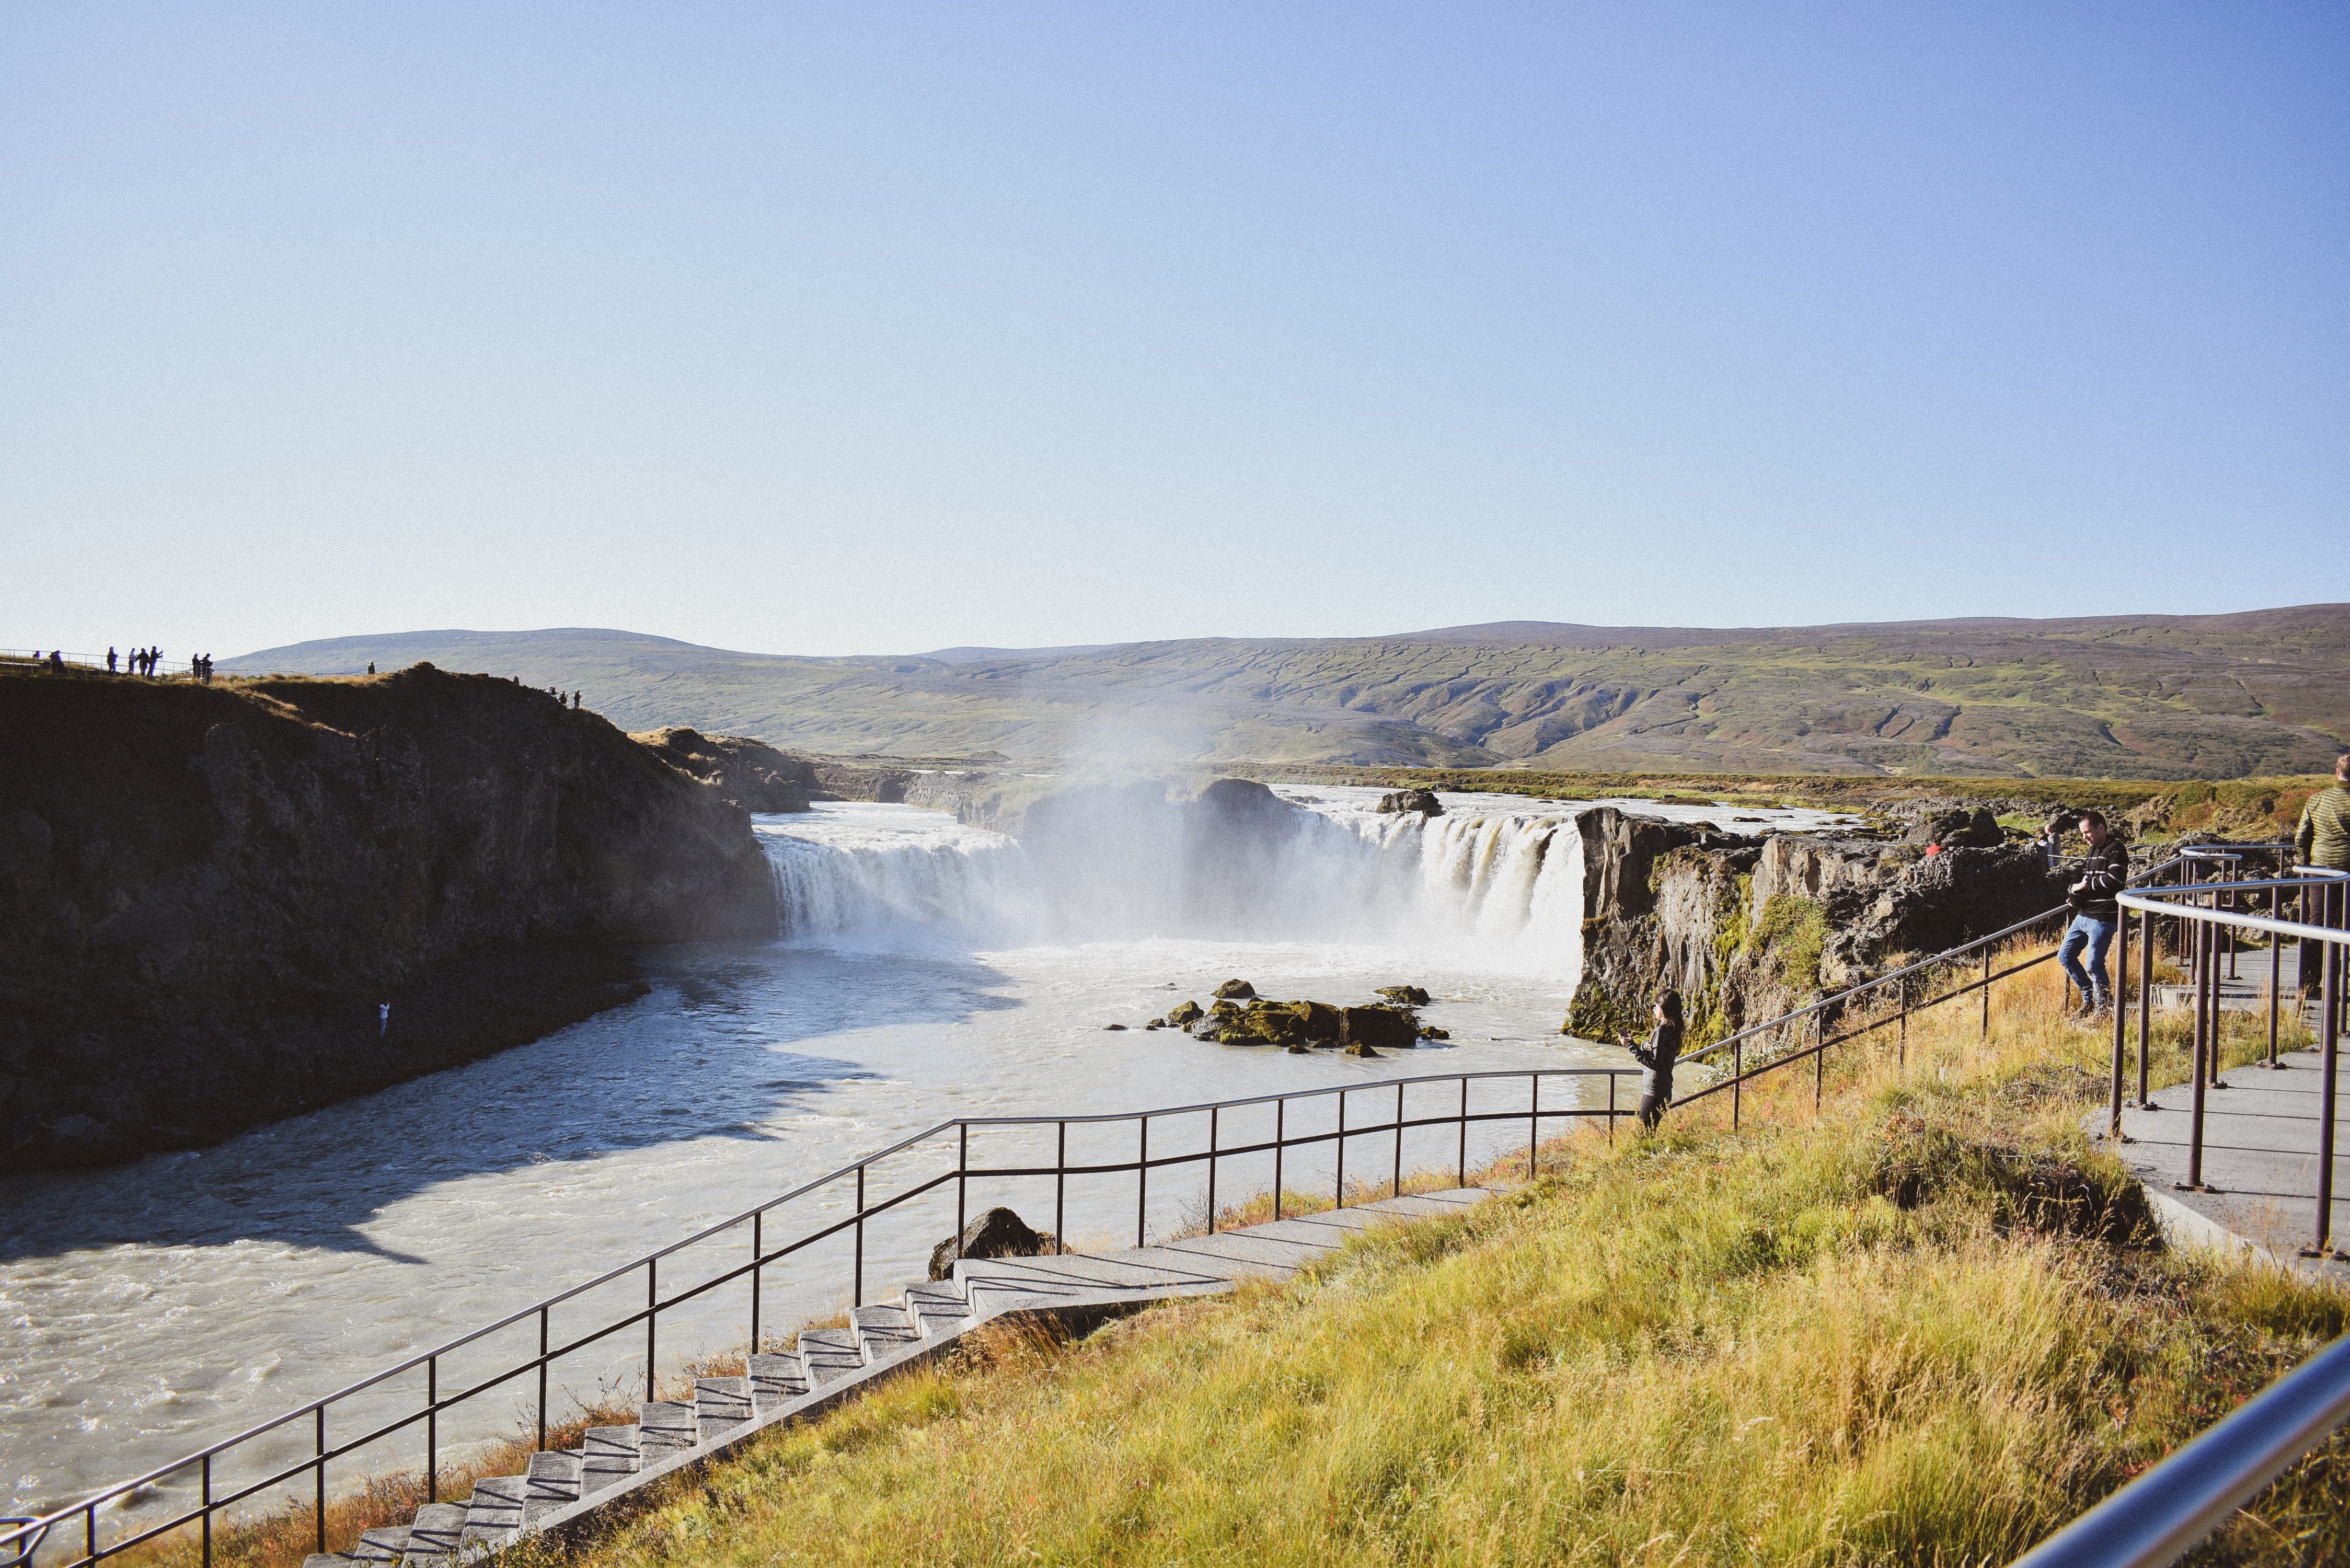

{"left": 2009, "top": 1333, "right": 2350, "bottom": 1568}
{"left": 5, "top": 1065, "right": 1640, "bottom": 1527}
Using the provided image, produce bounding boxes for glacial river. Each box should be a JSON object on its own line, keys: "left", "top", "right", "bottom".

{"left": 1, "top": 786, "right": 1851, "bottom": 1540}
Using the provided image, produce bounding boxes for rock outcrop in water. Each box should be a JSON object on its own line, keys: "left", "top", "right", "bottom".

{"left": 0, "top": 664, "right": 778, "bottom": 1169}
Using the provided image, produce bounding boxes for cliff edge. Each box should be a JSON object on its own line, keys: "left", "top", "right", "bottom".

{"left": 1, "top": 664, "right": 777, "bottom": 1169}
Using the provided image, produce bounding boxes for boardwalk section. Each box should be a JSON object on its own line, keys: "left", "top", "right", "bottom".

{"left": 2100, "top": 1050, "right": 2350, "bottom": 1281}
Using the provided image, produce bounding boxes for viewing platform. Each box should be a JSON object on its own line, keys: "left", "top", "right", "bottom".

{"left": 2100, "top": 1048, "right": 2350, "bottom": 1282}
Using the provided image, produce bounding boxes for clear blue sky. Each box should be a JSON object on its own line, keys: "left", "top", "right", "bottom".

{"left": 4, "top": 3, "right": 2344, "bottom": 661}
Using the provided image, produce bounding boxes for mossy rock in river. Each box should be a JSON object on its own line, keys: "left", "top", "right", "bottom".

{"left": 1210, "top": 998, "right": 1243, "bottom": 1018}
{"left": 1165, "top": 1000, "right": 1204, "bottom": 1027}
{"left": 1341, "top": 1005, "right": 1418, "bottom": 1052}
{"left": 1376, "top": 985, "right": 1431, "bottom": 1006}
{"left": 1214, "top": 978, "right": 1257, "bottom": 999}
{"left": 1219, "top": 1009, "right": 1306, "bottom": 1047}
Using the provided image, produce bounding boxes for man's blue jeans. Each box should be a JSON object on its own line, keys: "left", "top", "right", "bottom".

{"left": 2058, "top": 914, "right": 2116, "bottom": 1004}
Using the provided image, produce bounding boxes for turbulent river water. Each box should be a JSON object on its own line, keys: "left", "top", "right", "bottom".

{"left": 2, "top": 785, "right": 1850, "bottom": 1532}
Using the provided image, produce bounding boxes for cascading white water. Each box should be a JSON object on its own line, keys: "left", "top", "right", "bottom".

{"left": 758, "top": 787, "right": 1591, "bottom": 983}
{"left": 759, "top": 808, "right": 1044, "bottom": 950}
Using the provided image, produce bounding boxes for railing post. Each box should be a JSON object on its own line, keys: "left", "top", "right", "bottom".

{"left": 1527, "top": 1075, "right": 1538, "bottom": 1180}
{"left": 1336, "top": 1091, "right": 1347, "bottom": 1207}
{"left": 202, "top": 1453, "right": 212, "bottom": 1568}
{"left": 750, "top": 1209, "right": 762, "bottom": 1352}
{"left": 955, "top": 1124, "right": 969, "bottom": 1262}
{"left": 1732, "top": 1039, "right": 1742, "bottom": 1130}
{"left": 1607, "top": 1071, "right": 1616, "bottom": 1142}
{"left": 1055, "top": 1121, "right": 1066, "bottom": 1254}
{"left": 2137, "top": 906, "right": 2155, "bottom": 1109}
{"left": 1393, "top": 1081, "right": 1404, "bottom": 1200}
{"left": 1813, "top": 1010, "right": 1824, "bottom": 1112}
{"left": 1274, "top": 1098, "right": 1285, "bottom": 1221}
{"left": 1206, "top": 1108, "right": 1218, "bottom": 1235}
{"left": 537, "top": 1306, "right": 549, "bottom": 1451}
{"left": 1981, "top": 944, "right": 1990, "bottom": 1041}
{"left": 427, "top": 1356, "right": 437, "bottom": 1503}
{"left": 1457, "top": 1077, "right": 1467, "bottom": 1186}
{"left": 2109, "top": 909, "right": 2129, "bottom": 1139}
{"left": 2184, "top": 926, "right": 2212, "bottom": 1193}
{"left": 2306, "top": 941, "right": 2341, "bottom": 1260}
{"left": 646, "top": 1258, "right": 658, "bottom": 1403}
{"left": 2208, "top": 916, "right": 2229, "bottom": 1090}
{"left": 2269, "top": 908, "right": 2283, "bottom": 1068}
{"left": 1898, "top": 973, "right": 1907, "bottom": 1068}
{"left": 315, "top": 1405, "right": 326, "bottom": 1555}
{"left": 854, "top": 1165, "right": 866, "bottom": 1307}
{"left": 1138, "top": 1115, "right": 1149, "bottom": 1248}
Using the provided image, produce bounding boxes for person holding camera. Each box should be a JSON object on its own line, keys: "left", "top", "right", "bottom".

{"left": 1616, "top": 989, "right": 1686, "bottom": 1130}
{"left": 2057, "top": 810, "right": 2129, "bottom": 1016}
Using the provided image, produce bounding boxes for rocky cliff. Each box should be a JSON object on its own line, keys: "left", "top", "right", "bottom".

{"left": 632, "top": 727, "right": 817, "bottom": 812}
{"left": 1565, "top": 807, "right": 2071, "bottom": 1047}
{"left": 1, "top": 664, "right": 777, "bottom": 1169}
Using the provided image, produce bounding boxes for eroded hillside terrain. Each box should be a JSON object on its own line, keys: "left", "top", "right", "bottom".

{"left": 227, "top": 605, "right": 2350, "bottom": 778}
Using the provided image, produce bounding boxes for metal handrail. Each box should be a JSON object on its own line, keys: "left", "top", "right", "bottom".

{"left": 2012, "top": 1334, "right": 2350, "bottom": 1568}
{"left": 2014, "top": 873, "right": 2350, "bottom": 1568}
{"left": 2, "top": 1064, "right": 1636, "bottom": 1567}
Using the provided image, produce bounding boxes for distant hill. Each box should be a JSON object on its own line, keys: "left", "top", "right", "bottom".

{"left": 226, "top": 606, "right": 2350, "bottom": 779}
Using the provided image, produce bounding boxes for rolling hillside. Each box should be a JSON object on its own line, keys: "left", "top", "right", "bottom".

{"left": 225, "top": 606, "right": 2350, "bottom": 779}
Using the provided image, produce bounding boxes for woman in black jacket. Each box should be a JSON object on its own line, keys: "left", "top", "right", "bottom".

{"left": 1617, "top": 989, "right": 1686, "bottom": 1130}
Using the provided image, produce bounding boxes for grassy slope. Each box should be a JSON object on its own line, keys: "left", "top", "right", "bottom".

{"left": 222, "top": 607, "right": 2350, "bottom": 780}
{"left": 505, "top": 962, "right": 2350, "bottom": 1568}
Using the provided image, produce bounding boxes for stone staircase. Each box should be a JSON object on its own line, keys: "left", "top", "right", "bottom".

{"left": 297, "top": 1189, "right": 1496, "bottom": 1567}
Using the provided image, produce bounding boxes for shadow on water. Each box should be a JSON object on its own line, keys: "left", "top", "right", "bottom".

{"left": 0, "top": 942, "right": 1023, "bottom": 1263}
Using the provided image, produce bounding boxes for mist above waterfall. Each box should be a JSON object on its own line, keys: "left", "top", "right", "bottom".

{"left": 759, "top": 781, "right": 1591, "bottom": 979}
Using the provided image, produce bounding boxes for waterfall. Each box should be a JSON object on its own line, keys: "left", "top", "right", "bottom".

{"left": 755, "top": 792, "right": 1590, "bottom": 981}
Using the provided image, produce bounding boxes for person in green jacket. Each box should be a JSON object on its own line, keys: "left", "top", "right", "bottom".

{"left": 2299, "top": 753, "right": 2350, "bottom": 871}
{"left": 2298, "top": 753, "right": 2350, "bottom": 1010}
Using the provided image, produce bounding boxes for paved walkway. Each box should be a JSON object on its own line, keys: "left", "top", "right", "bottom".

{"left": 2096, "top": 1048, "right": 2350, "bottom": 1281}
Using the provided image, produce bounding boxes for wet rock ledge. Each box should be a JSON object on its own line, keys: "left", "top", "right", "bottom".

{"left": 0, "top": 664, "right": 779, "bottom": 1170}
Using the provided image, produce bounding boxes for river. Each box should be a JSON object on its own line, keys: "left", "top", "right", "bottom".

{"left": 1, "top": 785, "right": 1851, "bottom": 1536}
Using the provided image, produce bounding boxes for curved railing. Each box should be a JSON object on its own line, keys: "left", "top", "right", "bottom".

{"left": 2, "top": 1066, "right": 1635, "bottom": 1568}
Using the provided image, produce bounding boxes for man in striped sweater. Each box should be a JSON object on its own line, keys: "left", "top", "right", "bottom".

{"left": 2297, "top": 753, "right": 2350, "bottom": 1014}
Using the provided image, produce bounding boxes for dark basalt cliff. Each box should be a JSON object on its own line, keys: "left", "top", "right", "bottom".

{"left": 1566, "top": 807, "right": 2071, "bottom": 1046}
{"left": 632, "top": 727, "right": 817, "bottom": 812}
{"left": 0, "top": 664, "right": 777, "bottom": 1169}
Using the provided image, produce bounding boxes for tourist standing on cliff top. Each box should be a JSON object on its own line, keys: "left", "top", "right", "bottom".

{"left": 2058, "top": 811, "right": 2129, "bottom": 1016}
{"left": 1618, "top": 990, "right": 1685, "bottom": 1130}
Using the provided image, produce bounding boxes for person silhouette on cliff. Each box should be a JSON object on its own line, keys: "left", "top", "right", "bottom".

{"left": 1618, "top": 990, "right": 1685, "bottom": 1131}
{"left": 379, "top": 1002, "right": 390, "bottom": 1037}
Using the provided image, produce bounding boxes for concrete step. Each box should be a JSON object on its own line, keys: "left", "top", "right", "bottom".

{"left": 522, "top": 1449, "right": 583, "bottom": 1525}
{"left": 349, "top": 1527, "right": 411, "bottom": 1565}
{"left": 637, "top": 1400, "right": 698, "bottom": 1459}
{"left": 580, "top": 1425, "right": 639, "bottom": 1494}
{"left": 796, "top": 1327, "right": 862, "bottom": 1387}
{"left": 304, "top": 1555, "right": 353, "bottom": 1567}
{"left": 460, "top": 1473, "right": 526, "bottom": 1552}
{"left": 747, "top": 1351, "right": 808, "bottom": 1409}
{"left": 398, "top": 1503, "right": 468, "bottom": 1566}
{"left": 693, "top": 1377, "right": 754, "bottom": 1444}
{"left": 901, "top": 1282, "right": 974, "bottom": 1338}
{"left": 850, "top": 1304, "right": 918, "bottom": 1362}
